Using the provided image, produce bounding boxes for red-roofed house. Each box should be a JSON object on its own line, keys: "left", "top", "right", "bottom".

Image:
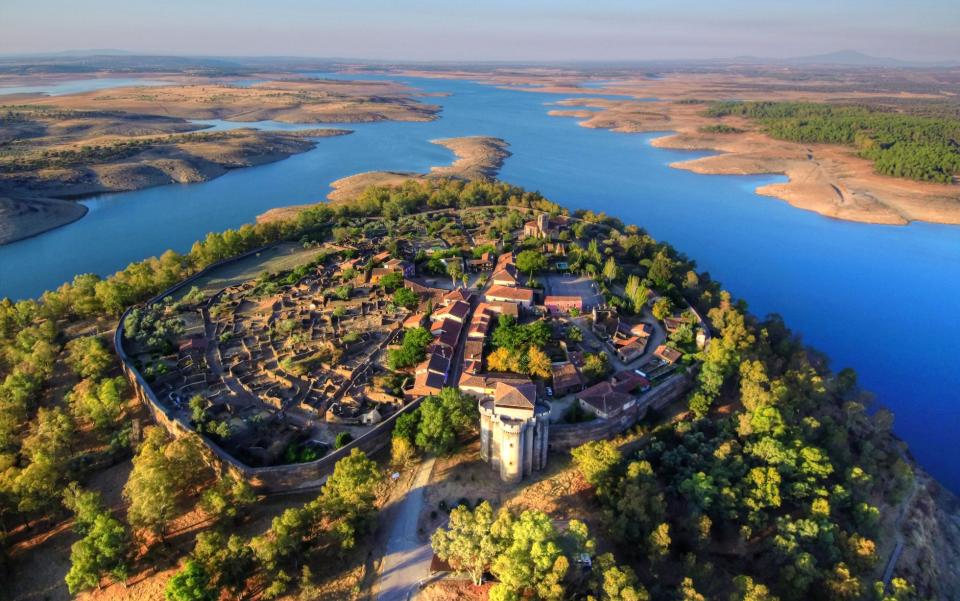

{"left": 442, "top": 288, "right": 474, "bottom": 305}
{"left": 403, "top": 313, "right": 428, "bottom": 329}
{"left": 654, "top": 345, "right": 683, "bottom": 364}
{"left": 551, "top": 362, "right": 585, "bottom": 396}
{"left": 384, "top": 258, "right": 415, "bottom": 277}
{"left": 491, "top": 264, "right": 520, "bottom": 287}
{"left": 405, "top": 369, "right": 446, "bottom": 399}
{"left": 577, "top": 370, "right": 650, "bottom": 419}
{"left": 431, "top": 300, "right": 471, "bottom": 324}
{"left": 485, "top": 285, "right": 534, "bottom": 308}
{"left": 543, "top": 295, "right": 583, "bottom": 315}
{"left": 614, "top": 335, "right": 649, "bottom": 363}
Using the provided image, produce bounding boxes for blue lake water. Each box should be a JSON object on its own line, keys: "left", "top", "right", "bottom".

{"left": 1, "top": 74, "right": 958, "bottom": 491}
{"left": 0, "top": 77, "right": 172, "bottom": 96}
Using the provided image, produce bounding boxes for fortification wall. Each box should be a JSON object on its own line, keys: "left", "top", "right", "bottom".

{"left": 115, "top": 245, "right": 420, "bottom": 494}
{"left": 549, "top": 372, "right": 691, "bottom": 450}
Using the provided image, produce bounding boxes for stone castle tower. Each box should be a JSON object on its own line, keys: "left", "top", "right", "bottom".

{"left": 479, "top": 381, "right": 551, "bottom": 483}
{"left": 537, "top": 212, "right": 549, "bottom": 235}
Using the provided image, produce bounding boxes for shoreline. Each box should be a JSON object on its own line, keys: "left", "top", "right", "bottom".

{"left": 374, "top": 67, "right": 959, "bottom": 227}
{"left": 257, "top": 135, "right": 511, "bottom": 222}
{"left": 0, "top": 129, "right": 353, "bottom": 246}
{"left": 0, "top": 196, "right": 90, "bottom": 246}
{"left": 549, "top": 97, "right": 960, "bottom": 227}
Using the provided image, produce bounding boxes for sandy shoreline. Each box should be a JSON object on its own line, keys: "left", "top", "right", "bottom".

{"left": 257, "top": 136, "right": 511, "bottom": 223}
{"left": 376, "top": 67, "right": 960, "bottom": 226}
{"left": 546, "top": 89, "right": 960, "bottom": 226}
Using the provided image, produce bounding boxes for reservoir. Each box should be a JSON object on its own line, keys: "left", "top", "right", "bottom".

{"left": 1, "top": 74, "right": 958, "bottom": 491}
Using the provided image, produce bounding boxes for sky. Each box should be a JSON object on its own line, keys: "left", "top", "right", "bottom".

{"left": 1, "top": 0, "right": 958, "bottom": 62}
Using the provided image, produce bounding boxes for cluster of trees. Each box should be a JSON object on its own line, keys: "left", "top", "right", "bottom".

{"left": 485, "top": 315, "right": 553, "bottom": 378}
{"left": 699, "top": 124, "right": 745, "bottom": 134}
{"left": 122, "top": 302, "right": 184, "bottom": 353}
{"left": 166, "top": 448, "right": 381, "bottom": 600}
{"left": 707, "top": 101, "right": 960, "bottom": 183}
{"left": 345, "top": 178, "right": 563, "bottom": 221}
{"left": 432, "top": 502, "right": 649, "bottom": 601}
{"left": 515, "top": 249, "right": 548, "bottom": 284}
{"left": 123, "top": 427, "right": 213, "bottom": 541}
{"left": 392, "top": 387, "right": 478, "bottom": 458}
{"left": 62, "top": 484, "right": 132, "bottom": 594}
{"left": 569, "top": 281, "right": 918, "bottom": 599}
{"left": 386, "top": 326, "right": 432, "bottom": 369}
{"left": 56, "top": 426, "right": 217, "bottom": 594}
{"left": 392, "top": 286, "right": 419, "bottom": 310}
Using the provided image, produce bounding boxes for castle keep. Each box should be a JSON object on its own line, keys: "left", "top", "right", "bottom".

{"left": 479, "top": 381, "right": 551, "bottom": 483}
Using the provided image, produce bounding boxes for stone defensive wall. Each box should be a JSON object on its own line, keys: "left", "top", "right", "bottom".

{"left": 549, "top": 372, "right": 691, "bottom": 450}
{"left": 114, "top": 244, "right": 419, "bottom": 494}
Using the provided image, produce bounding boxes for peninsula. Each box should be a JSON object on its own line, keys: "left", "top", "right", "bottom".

{"left": 0, "top": 76, "right": 442, "bottom": 243}
{"left": 257, "top": 135, "right": 511, "bottom": 222}
{"left": 6, "top": 178, "right": 960, "bottom": 601}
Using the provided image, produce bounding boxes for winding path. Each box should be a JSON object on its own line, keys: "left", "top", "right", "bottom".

{"left": 376, "top": 456, "right": 437, "bottom": 601}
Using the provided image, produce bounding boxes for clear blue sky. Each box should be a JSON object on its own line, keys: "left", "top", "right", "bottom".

{"left": 2, "top": 0, "right": 957, "bottom": 61}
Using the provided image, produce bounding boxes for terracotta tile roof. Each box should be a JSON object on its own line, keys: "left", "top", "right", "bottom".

{"left": 442, "top": 288, "right": 474, "bottom": 304}
{"left": 485, "top": 285, "right": 533, "bottom": 303}
{"left": 403, "top": 313, "right": 427, "bottom": 328}
{"left": 493, "top": 381, "right": 537, "bottom": 409}
{"left": 432, "top": 300, "right": 470, "bottom": 321}
{"left": 491, "top": 266, "right": 519, "bottom": 286}
{"left": 483, "top": 301, "right": 520, "bottom": 318}
{"left": 426, "top": 342, "right": 455, "bottom": 359}
{"left": 459, "top": 372, "right": 533, "bottom": 394}
{"left": 654, "top": 345, "right": 683, "bottom": 364}
{"left": 409, "top": 370, "right": 446, "bottom": 396}
{"left": 384, "top": 258, "right": 412, "bottom": 270}
{"left": 551, "top": 362, "right": 583, "bottom": 390}
{"left": 577, "top": 384, "right": 632, "bottom": 415}
{"left": 432, "top": 320, "right": 462, "bottom": 349}
{"left": 464, "top": 340, "right": 484, "bottom": 361}
{"left": 664, "top": 317, "right": 688, "bottom": 332}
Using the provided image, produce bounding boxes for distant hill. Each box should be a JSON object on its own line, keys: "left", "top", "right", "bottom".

{"left": 1, "top": 49, "right": 135, "bottom": 58}
{"left": 728, "top": 49, "right": 957, "bottom": 68}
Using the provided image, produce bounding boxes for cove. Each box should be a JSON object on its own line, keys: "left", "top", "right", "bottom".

{"left": 0, "top": 74, "right": 958, "bottom": 492}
